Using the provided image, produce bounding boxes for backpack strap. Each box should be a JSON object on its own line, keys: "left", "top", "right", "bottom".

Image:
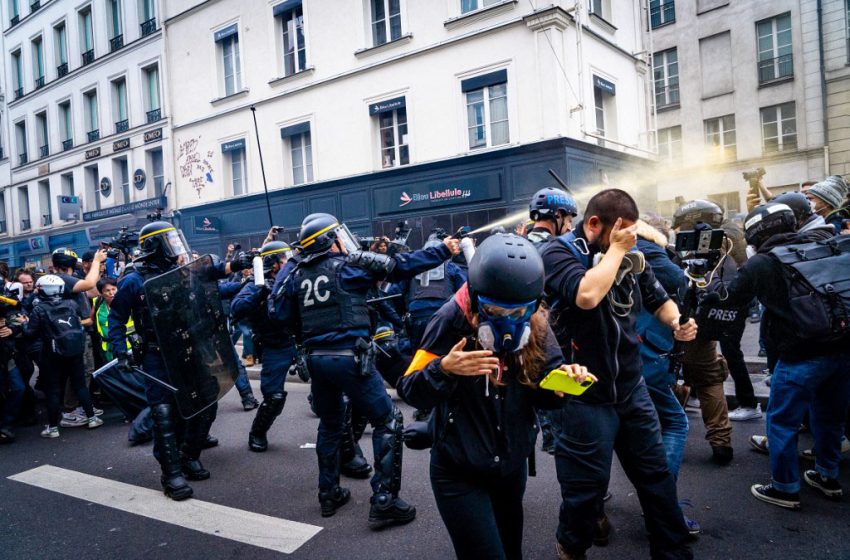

{"left": 556, "top": 231, "right": 592, "bottom": 269}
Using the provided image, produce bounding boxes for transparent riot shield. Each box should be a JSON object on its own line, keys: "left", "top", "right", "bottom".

{"left": 143, "top": 255, "right": 239, "bottom": 419}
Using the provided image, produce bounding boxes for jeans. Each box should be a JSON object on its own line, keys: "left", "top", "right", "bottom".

{"left": 431, "top": 457, "right": 528, "bottom": 560}
{"left": 766, "top": 351, "right": 850, "bottom": 494}
{"left": 230, "top": 321, "right": 254, "bottom": 358}
{"left": 234, "top": 351, "right": 252, "bottom": 397}
{"left": 259, "top": 345, "right": 296, "bottom": 397}
{"left": 555, "top": 380, "right": 691, "bottom": 559}
{"left": 307, "top": 353, "right": 394, "bottom": 492}
{"left": 0, "top": 366, "right": 25, "bottom": 429}
{"left": 641, "top": 350, "right": 688, "bottom": 479}
{"left": 43, "top": 352, "right": 94, "bottom": 427}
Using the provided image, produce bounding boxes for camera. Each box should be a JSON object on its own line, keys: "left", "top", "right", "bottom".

{"left": 741, "top": 167, "right": 766, "bottom": 183}
{"left": 675, "top": 223, "right": 725, "bottom": 277}
{"left": 105, "top": 226, "right": 140, "bottom": 259}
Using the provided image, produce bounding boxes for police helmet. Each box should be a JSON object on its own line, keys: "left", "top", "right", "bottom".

{"left": 672, "top": 200, "right": 724, "bottom": 230}
{"left": 259, "top": 241, "right": 292, "bottom": 270}
{"left": 468, "top": 233, "right": 544, "bottom": 307}
{"left": 529, "top": 187, "right": 578, "bottom": 221}
{"left": 772, "top": 192, "right": 813, "bottom": 228}
{"left": 36, "top": 274, "right": 65, "bottom": 298}
{"left": 51, "top": 247, "right": 78, "bottom": 270}
{"left": 297, "top": 213, "right": 359, "bottom": 255}
{"left": 138, "top": 221, "right": 190, "bottom": 263}
{"left": 744, "top": 203, "right": 797, "bottom": 248}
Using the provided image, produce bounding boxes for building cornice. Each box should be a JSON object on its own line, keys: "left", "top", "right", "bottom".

{"left": 163, "top": 0, "right": 221, "bottom": 27}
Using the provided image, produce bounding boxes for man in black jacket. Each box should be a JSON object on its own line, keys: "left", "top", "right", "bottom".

{"left": 540, "top": 189, "right": 696, "bottom": 560}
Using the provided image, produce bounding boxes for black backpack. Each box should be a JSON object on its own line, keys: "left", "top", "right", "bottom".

{"left": 768, "top": 236, "right": 850, "bottom": 342}
{"left": 40, "top": 299, "right": 85, "bottom": 357}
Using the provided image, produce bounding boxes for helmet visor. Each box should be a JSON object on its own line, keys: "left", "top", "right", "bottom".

{"left": 478, "top": 296, "right": 536, "bottom": 321}
{"left": 162, "top": 229, "right": 190, "bottom": 261}
{"left": 333, "top": 224, "right": 361, "bottom": 254}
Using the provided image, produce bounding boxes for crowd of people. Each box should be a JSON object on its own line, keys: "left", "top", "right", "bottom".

{"left": 0, "top": 172, "right": 849, "bottom": 560}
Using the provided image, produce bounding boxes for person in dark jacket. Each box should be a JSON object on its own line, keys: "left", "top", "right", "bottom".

{"left": 398, "top": 233, "right": 594, "bottom": 560}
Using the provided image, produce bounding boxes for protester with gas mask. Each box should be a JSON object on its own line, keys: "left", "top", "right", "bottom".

{"left": 398, "top": 233, "right": 594, "bottom": 560}
{"left": 540, "top": 188, "right": 696, "bottom": 560}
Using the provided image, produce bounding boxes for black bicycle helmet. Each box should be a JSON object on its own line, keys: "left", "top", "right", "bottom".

{"left": 744, "top": 203, "right": 797, "bottom": 248}
{"left": 672, "top": 199, "right": 724, "bottom": 230}
{"left": 772, "top": 192, "right": 813, "bottom": 228}
{"left": 51, "top": 247, "right": 78, "bottom": 270}
{"left": 468, "top": 233, "right": 544, "bottom": 306}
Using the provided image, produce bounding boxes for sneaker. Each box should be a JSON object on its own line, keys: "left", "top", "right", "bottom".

{"left": 749, "top": 435, "right": 769, "bottom": 454}
{"left": 764, "top": 375, "right": 772, "bottom": 387}
{"left": 751, "top": 483, "right": 800, "bottom": 510}
{"left": 801, "top": 436, "right": 850, "bottom": 460}
{"left": 685, "top": 397, "right": 701, "bottom": 413}
{"left": 60, "top": 413, "right": 88, "bottom": 428}
{"left": 729, "top": 404, "right": 763, "bottom": 422}
{"left": 684, "top": 515, "right": 701, "bottom": 536}
{"left": 241, "top": 394, "right": 259, "bottom": 411}
{"left": 87, "top": 416, "right": 103, "bottom": 429}
{"left": 76, "top": 406, "right": 103, "bottom": 417}
{"left": 749, "top": 313, "right": 761, "bottom": 324}
{"left": 803, "top": 470, "right": 843, "bottom": 499}
{"left": 40, "top": 425, "right": 60, "bottom": 438}
{"left": 0, "top": 427, "right": 16, "bottom": 444}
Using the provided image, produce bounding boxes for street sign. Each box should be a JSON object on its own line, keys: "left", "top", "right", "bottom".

{"left": 57, "top": 195, "right": 82, "bottom": 221}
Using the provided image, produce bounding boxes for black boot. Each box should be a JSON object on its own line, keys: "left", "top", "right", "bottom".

{"left": 151, "top": 404, "right": 193, "bottom": 501}
{"left": 369, "top": 407, "right": 416, "bottom": 526}
{"left": 249, "top": 393, "right": 286, "bottom": 452}
{"left": 319, "top": 486, "right": 351, "bottom": 517}
{"left": 340, "top": 397, "right": 372, "bottom": 478}
{"left": 202, "top": 434, "right": 219, "bottom": 449}
{"left": 181, "top": 407, "right": 215, "bottom": 481}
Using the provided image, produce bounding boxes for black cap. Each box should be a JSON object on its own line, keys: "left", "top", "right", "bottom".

{"left": 81, "top": 251, "right": 95, "bottom": 262}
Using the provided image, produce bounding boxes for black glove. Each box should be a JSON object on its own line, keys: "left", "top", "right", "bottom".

{"left": 230, "top": 251, "right": 252, "bottom": 272}
{"left": 115, "top": 352, "right": 134, "bottom": 373}
{"left": 346, "top": 251, "right": 396, "bottom": 276}
{"left": 700, "top": 291, "right": 722, "bottom": 306}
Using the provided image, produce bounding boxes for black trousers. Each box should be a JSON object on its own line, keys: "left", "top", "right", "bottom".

{"left": 430, "top": 456, "right": 528, "bottom": 560}
{"left": 42, "top": 352, "right": 93, "bottom": 427}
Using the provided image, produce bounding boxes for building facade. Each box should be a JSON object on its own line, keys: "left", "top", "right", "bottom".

{"left": 0, "top": 0, "right": 171, "bottom": 268}
{"left": 163, "top": 0, "right": 656, "bottom": 252}
{"left": 650, "top": 0, "right": 829, "bottom": 217}
{"left": 822, "top": 0, "right": 850, "bottom": 176}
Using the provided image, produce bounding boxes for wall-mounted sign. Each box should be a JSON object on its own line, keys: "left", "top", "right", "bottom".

{"left": 85, "top": 147, "right": 101, "bottom": 160}
{"left": 28, "top": 236, "right": 45, "bottom": 251}
{"left": 193, "top": 216, "right": 221, "bottom": 234}
{"left": 83, "top": 196, "right": 167, "bottom": 222}
{"left": 57, "top": 195, "right": 82, "bottom": 221}
{"left": 99, "top": 177, "right": 112, "bottom": 197}
{"left": 368, "top": 96, "right": 406, "bottom": 116}
{"left": 133, "top": 168, "right": 147, "bottom": 190}
{"left": 144, "top": 128, "right": 162, "bottom": 143}
{"left": 374, "top": 173, "right": 502, "bottom": 215}
{"left": 113, "top": 138, "right": 130, "bottom": 152}
{"left": 221, "top": 138, "right": 246, "bottom": 153}
{"left": 593, "top": 75, "right": 616, "bottom": 96}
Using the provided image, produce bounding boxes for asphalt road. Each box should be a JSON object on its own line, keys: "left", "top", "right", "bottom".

{"left": 2, "top": 381, "right": 849, "bottom": 560}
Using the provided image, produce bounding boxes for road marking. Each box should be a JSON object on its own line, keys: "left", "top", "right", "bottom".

{"left": 8, "top": 465, "right": 322, "bottom": 554}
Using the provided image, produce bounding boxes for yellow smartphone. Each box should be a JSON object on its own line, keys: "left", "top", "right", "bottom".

{"left": 539, "top": 369, "right": 595, "bottom": 395}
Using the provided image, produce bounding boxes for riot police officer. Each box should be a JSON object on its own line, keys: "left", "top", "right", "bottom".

{"left": 270, "top": 213, "right": 459, "bottom": 524}
{"left": 108, "top": 221, "right": 251, "bottom": 501}
{"left": 527, "top": 186, "right": 578, "bottom": 247}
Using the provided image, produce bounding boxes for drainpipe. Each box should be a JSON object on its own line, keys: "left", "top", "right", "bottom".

{"left": 817, "top": 0, "right": 830, "bottom": 175}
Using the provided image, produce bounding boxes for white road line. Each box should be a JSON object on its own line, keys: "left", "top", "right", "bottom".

{"left": 8, "top": 465, "right": 322, "bottom": 554}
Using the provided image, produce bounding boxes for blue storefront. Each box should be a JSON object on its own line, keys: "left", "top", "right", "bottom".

{"left": 181, "top": 138, "right": 654, "bottom": 255}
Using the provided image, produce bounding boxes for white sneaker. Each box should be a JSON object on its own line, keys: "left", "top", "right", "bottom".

{"left": 729, "top": 404, "right": 763, "bottom": 422}
{"left": 60, "top": 413, "right": 88, "bottom": 428}
{"left": 801, "top": 436, "right": 850, "bottom": 460}
{"left": 40, "top": 426, "right": 60, "bottom": 438}
{"left": 685, "top": 397, "right": 701, "bottom": 413}
{"left": 87, "top": 416, "right": 103, "bottom": 429}
{"left": 75, "top": 406, "right": 103, "bottom": 417}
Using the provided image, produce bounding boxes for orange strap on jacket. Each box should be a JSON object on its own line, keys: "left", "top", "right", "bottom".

{"left": 404, "top": 349, "right": 440, "bottom": 376}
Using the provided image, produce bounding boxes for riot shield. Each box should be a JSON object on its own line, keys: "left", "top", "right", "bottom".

{"left": 143, "top": 255, "right": 239, "bottom": 419}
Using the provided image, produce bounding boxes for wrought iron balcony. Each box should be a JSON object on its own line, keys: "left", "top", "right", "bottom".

{"left": 110, "top": 34, "right": 123, "bottom": 52}
{"left": 57, "top": 62, "right": 68, "bottom": 78}
{"left": 81, "top": 49, "right": 95, "bottom": 66}
{"left": 141, "top": 18, "right": 157, "bottom": 37}
{"left": 42, "top": 215, "right": 52, "bottom": 227}
{"left": 10, "top": 15, "right": 19, "bottom": 26}
{"left": 29, "top": 0, "right": 39, "bottom": 12}
{"left": 0, "top": 221, "right": 6, "bottom": 234}
{"left": 19, "top": 152, "right": 27, "bottom": 165}
{"left": 34, "top": 76, "right": 44, "bottom": 89}
{"left": 655, "top": 84, "right": 680, "bottom": 109}
{"left": 39, "top": 144, "right": 48, "bottom": 158}
{"left": 62, "top": 139, "right": 73, "bottom": 151}
{"left": 87, "top": 129, "right": 100, "bottom": 142}
{"left": 758, "top": 54, "right": 793, "bottom": 84}
{"left": 21, "top": 219, "right": 30, "bottom": 231}
{"left": 146, "top": 108, "right": 161, "bottom": 123}
{"left": 14, "top": 87, "right": 23, "bottom": 100}
{"left": 115, "top": 119, "right": 129, "bottom": 133}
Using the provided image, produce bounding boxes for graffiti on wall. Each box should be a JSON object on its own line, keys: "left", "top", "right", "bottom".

{"left": 177, "top": 137, "right": 215, "bottom": 198}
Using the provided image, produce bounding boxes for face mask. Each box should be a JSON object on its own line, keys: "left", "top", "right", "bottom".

{"left": 809, "top": 199, "right": 819, "bottom": 214}
{"left": 476, "top": 296, "right": 536, "bottom": 354}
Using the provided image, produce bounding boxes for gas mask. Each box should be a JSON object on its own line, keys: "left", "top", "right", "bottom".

{"left": 592, "top": 250, "right": 645, "bottom": 284}
{"left": 476, "top": 295, "right": 536, "bottom": 354}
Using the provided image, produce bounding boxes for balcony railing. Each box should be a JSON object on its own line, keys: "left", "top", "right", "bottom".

{"left": 649, "top": 2, "right": 675, "bottom": 28}
{"left": 57, "top": 62, "right": 68, "bottom": 78}
{"left": 39, "top": 144, "right": 48, "bottom": 158}
{"left": 29, "top": 0, "right": 39, "bottom": 12}
{"left": 110, "top": 34, "right": 123, "bottom": 52}
{"left": 758, "top": 54, "right": 793, "bottom": 84}
{"left": 42, "top": 215, "right": 52, "bottom": 227}
{"left": 10, "top": 15, "right": 19, "bottom": 26}
{"left": 0, "top": 221, "right": 6, "bottom": 234}
{"left": 19, "top": 152, "right": 27, "bottom": 165}
{"left": 0, "top": 147, "right": 5, "bottom": 159}
{"left": 21, "top": 219, "right": 30, "bottom": 231}
{"left": 115, "top": 119, "right": 129, "bottom": 133}
{"left": 87, "top": 129, "right": 100, "bottom": 142}
{"left": 34, "top": 76, "right": 44, "bottom": 89}
{"left": 62, "top": 139, "right": 73, "bottom": 151}
{"left": 81, "top": 49, "right": 95, "bottom": 66}
{"left": 141, "top": 18, "right": 157, "bottom": 37}
{"left": 146, "top": 108, "right": 162, "bottom": 123}
{"left": 14, "top": 87, "right": 23, "bottom": 100}
{"left": 655, "top": 84, "right": 680, "bottom": 109}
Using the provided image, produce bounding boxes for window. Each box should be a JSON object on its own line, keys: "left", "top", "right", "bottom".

{"left": 11, "top": 50, "right": 23, "bottom": 99}
{"left": 18, "top": 187, "right": 30, "bottom": 230}
{"left": 222, "top": 139, "right": 247, "bottom": 195}
{"left": 9, "top": 0, "right": 19, "bottom": 25}
{"left": 85, "top": 165, "right": 100, "bottom": 210}
{"left": 79, "top": 7, "right": 94, "bottom": 64}
{"left": 378, "top": 107, "right": 409, "bottom": 168}
{"left": 649, "top": 0, "right": 675, "bottom": 28}
{"left": 139, "top": 0, "right": 156, "bottom": 35}
{"left": 461, "top": 0, "right": 501, "bottom": 14}
{"left": 704, "top": 114, "right": 736, "bottom": 161}
{"left": 277, "top": 3, "right": 306, "bottom": 76}
{"left": 84, "top": 90, "right": 99, "bottom": 141}
{"left": 54, "top": 23, "right": 68, "bottom": 77}
{"left": 215, "top": 25, "right": 242, "bottom": 96}
{"left": 290, "top": 131, "right": 313, "bottom": 185}
{"left": 114, "top": 157, "right": 130, "bottom": 204}
{"left": 38, "top": 181, "right": 51, "bottom": 226}
{"left": 657, "top": 126, "right": 682, "bottom": 163}
{"left": 32, "top": 36, "right": 44, "bottom": 89}
{"left": 0, "top": 193, "right": 6, "bottom": 233}
{"left": 108, "top": 0, "right": 123, "bottom": 51}
{"left": 463, "top": 70, "right": 509, "bottom": 150}
{"left": 59, "top": 101, "right": 73, "bottom": 149}
{"left": 112, "top": 78, "right": 128, "bottom": 132}
{"left": 15, "top": 121, "right": 27, "bottom": 165}
{"left": 61, "top": 173, "right": 74, "bottom": 197}
{"left": 148, "top": 148, "right": 163, "bottom": 196}
{"left": 35, "top": 112, "right": 47, "bottom": 158}
{"left": 144, "top": 65, "right": 161, "bottom": 122}
{"left": 847, "top": 0, "right": 850, "bottom": 62}
{"left": 589, "top": 0, "right": 603, "bottom": 15}
{"left": 371, "top": 0, "right": 401, "bottom": 47}
{"left": 594, "top": 87, "right": 605, "bottom": 137}
{"left": 757, "top": 13, "right": 792, "bottom": 83}
{"left": 653, "top": 48, "right": 679, "bottom": 108}
{"left": 761, "top": 102, "right": 796, "bottom": 153}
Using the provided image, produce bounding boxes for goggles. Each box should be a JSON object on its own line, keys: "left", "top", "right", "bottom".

{"left": 478, "top": 296, "right": 537, "bottom": 322}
